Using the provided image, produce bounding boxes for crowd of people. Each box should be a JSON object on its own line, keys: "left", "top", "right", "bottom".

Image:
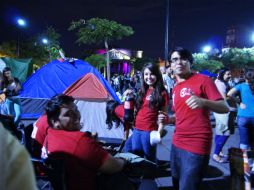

{"left": 111, "top": 73, "right": 141, "bottom": 98}
{"left": 0, "top": 47, "right": 254, "bottom": 190}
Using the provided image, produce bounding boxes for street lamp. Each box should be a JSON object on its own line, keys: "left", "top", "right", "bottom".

{"left": 42, "top": 37, "right": 51, "bottom": 61}
{"left": 16, "top": 18, "right": 27, "bottom": 57}
{"left": 17, "top": 18, "right": 26, "bottom": 27}
{"left": 202, "top": 45, "right": 211, "bottom": 53}
{"left": 164, "top": 0, "right": 170, "bottom": 65}
{"left": 42, "top": 38, "right": 49, "bottom": 44}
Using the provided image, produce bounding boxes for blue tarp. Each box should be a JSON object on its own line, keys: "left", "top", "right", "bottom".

{"left": 199, "top": 70, "right": 217, "bottom": 77}
{"left": 20, "top": 59, "right": 119, "bottom": 101}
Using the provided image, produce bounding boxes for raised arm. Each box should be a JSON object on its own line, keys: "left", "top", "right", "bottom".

{"left": 202, "top": 99, "right": 229, "bottom": 113}
{"left": 227, "top": 87, "right": 238, "bottom": 98}
{"left": 186, "top": 95, "right": 229, "bottom": 113}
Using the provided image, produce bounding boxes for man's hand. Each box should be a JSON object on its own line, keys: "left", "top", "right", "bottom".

{"left": 185, "top": 95, "right": 205, "bottom": 109}
{"left": 158, "top": 111, "right": 170, "bottom": 125}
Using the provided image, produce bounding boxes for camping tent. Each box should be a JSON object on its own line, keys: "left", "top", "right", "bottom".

{"left": 199, "top": 70, "right": 217, "bottom": 77}
{"left": 20, "top": 59, "right": 123, "bottom": 138}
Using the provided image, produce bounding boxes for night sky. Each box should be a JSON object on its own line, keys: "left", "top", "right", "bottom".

{"left": 1, "top": 0, "right": 254, "bottom": 59}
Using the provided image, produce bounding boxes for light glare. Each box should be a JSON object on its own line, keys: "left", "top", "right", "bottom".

{"left": 203, "top": 45, "right": 211, "bottom": 53}
{"left": 17, "top": 18, "right": 26, "bottom": 27}
{"left": 42, "top": 38, "right": 48, "bottom": 44}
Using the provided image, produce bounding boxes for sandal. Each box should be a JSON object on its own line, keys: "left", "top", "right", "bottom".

{"left": 212, "top": 154, "right": 228, "bottom": 163}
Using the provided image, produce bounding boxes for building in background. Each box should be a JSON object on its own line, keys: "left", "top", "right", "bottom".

{"left": 96, "top": 48, "right": 143, "bottom": 76}
{"left": 224, "top": 25, "right": 250, "bottom": 48}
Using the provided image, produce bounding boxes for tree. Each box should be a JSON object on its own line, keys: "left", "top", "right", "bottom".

{"left": 192, "top": 53, "right": 224, "bottom": 73}
{"left": 0, "top": 41, "right": 17, "bottom": 57}
{"left": 22, "top": 26, "right": 63, "bottom": 68}
{"left": 220, "top": 48, "right": 251, "bottom": 69}
{"left": 40, "top": 26, "right": 62, "bottom": 61}
{"left": 85, "top": 54, "right": 105, "bottom": 71}
{"left": 69, "top": 18, "right": 134, "bottom": 82}
{"left": 132, "top": 57, "right": 155, "bottom": 71}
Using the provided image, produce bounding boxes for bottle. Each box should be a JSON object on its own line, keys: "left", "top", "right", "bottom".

{"left": 124, "top": 94, "right": 134, "bottom": 123}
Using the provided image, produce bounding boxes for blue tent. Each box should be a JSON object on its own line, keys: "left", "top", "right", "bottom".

{"left": 199, "top": 70, "right": 217, "bottom": 77}
{"left": 20, "top": 59, "right": 120, "bottom": 119}
{"left": 21, "top": 59, "right": 118, "bottom": 99}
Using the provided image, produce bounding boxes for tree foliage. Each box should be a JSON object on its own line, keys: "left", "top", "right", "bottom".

{"left": 0, "top": 41, "right": 17, "bottom": 57}
{"left": 69, "top": 17, "right": 134, "bottom": 81}
{"left": 192, "top": 53, "right": 224, "bottom": 73}
{"left": 132, "top": 57, "right": 155, "bottom": 71}
{"left": 69, "top": 18, "right": 134, "bottom": 45}
{"left": 39, "top": 26, "right": 62, "bottom": 61}
{"left": 192, "top": 47, "right": 254, "bottom": 73}
{"left": 220, "top": 47, "right": 254, "bottom": 69}
{"left": 85, "top": 54, "right": 105, "bottom": 70}
{"left": 22, "top": 26, "right": 63, "bottom": 68}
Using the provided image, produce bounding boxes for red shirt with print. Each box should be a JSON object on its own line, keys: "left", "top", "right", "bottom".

{"left": 41, "top": 129, "right": 108, "bottom": 190}
{"left": 31, "top": 114, "right": 49, "bottom": 146}
{"left": 135, "top": 88, "right": 169, "bottom": 131}
{"left": 172, "top": 74, "right": 223, "bottom": 155}
{"left": 114, "top": 104, "right": 131, "bottom": 131}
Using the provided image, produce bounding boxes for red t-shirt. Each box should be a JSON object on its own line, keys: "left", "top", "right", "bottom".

{"left": 172, "top": 74, "right": 223, "bottom": 155}
{"left": 135, "top": 88, "right": 169, "bottom": 131}
{"left": 31, "top": 114, "right": 49, "bottom": 146}
{"left": 114, "top": 104, "right": 131, "bottom": 130}
{"left": 41, "top": 129, "right": 109, "bottom": 190}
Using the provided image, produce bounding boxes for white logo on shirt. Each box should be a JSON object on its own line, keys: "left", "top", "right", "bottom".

{"left": 41, "top": 146, "right": 49, "bottom": 159}
{"left": 31, "top": 125, "right": 38, "bottom": 139}
{"left": 146, "top": 95, "right": 152, "bottom": 100}
{"left": 180, "top": 88, "right": 193, "bottom": 97}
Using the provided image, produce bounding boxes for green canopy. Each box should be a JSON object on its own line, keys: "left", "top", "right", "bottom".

{"left": 0, "top": 58, "right": 32, "bottom": 83}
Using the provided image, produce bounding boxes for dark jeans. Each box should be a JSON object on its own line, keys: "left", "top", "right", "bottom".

{"left": 170, "top": 145, "right": 209, "bottom": 190}
{"left": 131, "top": 129, "right": 156, "bottom": 162}
{"left": 213, "top": 135, "right": 229, "bottom": 155}
{"left": 123, "top": 136, "right": 132, "bottom": 153}
{"left": 237, "top": 116, "right": 254, "bottom": 150}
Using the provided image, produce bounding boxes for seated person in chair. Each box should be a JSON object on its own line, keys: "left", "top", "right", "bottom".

{"left": 41, "top": 94, "right": 126, "bottom": 190}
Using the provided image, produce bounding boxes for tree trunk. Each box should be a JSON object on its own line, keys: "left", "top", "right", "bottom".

{"left": 104, "top": 39, "right": 110, "bottom": 83}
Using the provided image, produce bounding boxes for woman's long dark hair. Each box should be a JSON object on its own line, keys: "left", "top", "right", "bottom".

{"left": 136, "top": 62, "right": 167, "bottom": 111}
{"left": 1, "top": 67, "right": 12, "bottom": 88}
{"left": 106, "top": 100, "right": 121, "bottom": 129}
{"left": 217, "top": 68, "right": 230, "bottom": 92}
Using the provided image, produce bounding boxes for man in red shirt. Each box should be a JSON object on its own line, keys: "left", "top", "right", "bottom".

{"left": 31, "top": 114, "right": 49, "bottom": 157}
{"left": 159, "top": 47, "right": 229, "bottom": 190}
{"left": 42, "top": 94, "right": 125, "bottom": 190}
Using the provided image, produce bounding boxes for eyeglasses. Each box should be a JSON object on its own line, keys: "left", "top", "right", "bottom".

{"left": 170, "top": 57, "right": 189, "bottom": 64}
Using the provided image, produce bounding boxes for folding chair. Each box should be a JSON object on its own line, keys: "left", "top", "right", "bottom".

{"left": 32, "top": 158, "right": 67, "bottom": 190}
